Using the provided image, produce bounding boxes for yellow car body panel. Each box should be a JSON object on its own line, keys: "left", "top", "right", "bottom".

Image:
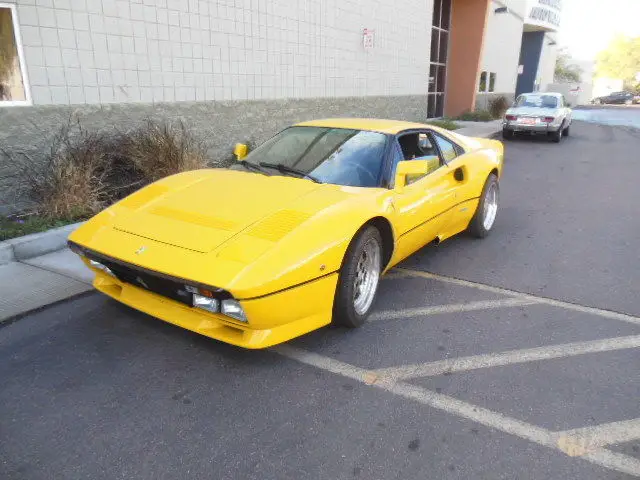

{"left": 88, "top": 266, "right": 338, "bottom": 349}
{"left": 68, "top": 119, "right": 503, "bottom": 348}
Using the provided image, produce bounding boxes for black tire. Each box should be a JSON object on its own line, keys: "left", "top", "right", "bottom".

{"left": 563, "top": 125, "right": 570, "bottom": 137}
{"left": 551, "top": 125, "right": 563, "bottom": 143}
{"left": 332, "top": 226, "right": 383, "bottom": 328}
{"left": 502, "top": 128, "right": 513, "bottom": 140}
{"left": 467, "top": 174, "right": 499, "bottom": 238}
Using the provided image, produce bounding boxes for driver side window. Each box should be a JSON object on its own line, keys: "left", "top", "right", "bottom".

{"left": 393, "top": 132, "right": 442, "bottom": 185}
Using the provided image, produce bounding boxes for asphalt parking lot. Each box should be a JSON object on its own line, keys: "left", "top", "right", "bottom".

{"left": 2, "top": 118, "right": 640, "bottom": 479}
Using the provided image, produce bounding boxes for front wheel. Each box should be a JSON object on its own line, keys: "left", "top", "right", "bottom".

{"left": 467, "top": 174, "right": 499, "bottom": 238}
{"left": 333, "top": 226, "right": 383, "bottom": 328}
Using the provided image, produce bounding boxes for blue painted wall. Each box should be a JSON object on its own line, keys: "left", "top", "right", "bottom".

{"left": 516, "top": 31, "right": 545, "bottom": 96}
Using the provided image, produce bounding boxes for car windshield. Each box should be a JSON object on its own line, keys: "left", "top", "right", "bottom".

{"left": 516, "top": 94, "right": 558, "bottom": 108}
{"left": 237, "top": 126, "right": 387, "bottom": 187}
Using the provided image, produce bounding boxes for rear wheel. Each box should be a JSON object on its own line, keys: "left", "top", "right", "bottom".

{"left": 625, "top": 99, "right": 633, "bottom": 105}
{"left": 563, "top": 125, "right": 570, "bottom": 137}
{"left": 333, "top": 226, "right": 382, "bottom": 328}
{"left": 502, "top": 128, "right": 513, "bottom": 140}
{"left": 467, "top": 174, "right": 499, "bottom": 238}
{"left": 551, "top": 125, "right": 563, "bottom": 143}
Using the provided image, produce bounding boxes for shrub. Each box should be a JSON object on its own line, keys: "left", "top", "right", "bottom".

{"left": 488, "top": 96, "right": 510, "bottom": 119}
{"left": 455, "top": 110, "right": 493, "bottom": 122}
{"left": 2, "top": 116, "right": 210, "bottom": 223}
{"left": 425, "top": 119, "right": 460, "bottom": 130}
{"left": 121, "top": 118, "right": 208, "bottom": 183}
{"left": 6, "top": 119, "right": 118, "bottom": 219}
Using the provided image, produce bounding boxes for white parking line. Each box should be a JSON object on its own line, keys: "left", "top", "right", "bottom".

{"left": 397, "top": 269, "right": 640, "bottom": 326}
{"left": 381, "top": 271, "right": 412, "bottom": 280}
{"left": 271, "top": 344, "right": 640, "bottom": 477}
{"left": 373, "top": 334, "right": 640, "bottom": 381}
{"left": 556, "top": 419, "right": 640, "bottom": 456}
{"left": 370, "top": 298, "right": 537, "bottom": 322}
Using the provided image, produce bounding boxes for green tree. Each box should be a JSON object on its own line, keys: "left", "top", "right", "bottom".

{"left": 596, "top": 35, "right": 640, "bottom": 91}
{"left": 554, "top": 49, "right": 582, "bottom": 83}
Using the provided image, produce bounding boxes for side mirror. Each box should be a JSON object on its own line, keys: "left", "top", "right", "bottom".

{"left": 394, "top": 159, "right": 432, "bottom": 193}
{"left": 234, "top": 143, "right": 248, "bottom": 160}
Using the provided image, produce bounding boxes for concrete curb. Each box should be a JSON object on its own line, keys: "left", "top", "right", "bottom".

{"left": 0, "top": 221, "right": 84, "bottom": 266}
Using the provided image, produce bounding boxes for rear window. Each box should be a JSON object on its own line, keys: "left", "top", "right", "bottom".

{"left": 516, "top": 95, "right": 558, "bottom": 108}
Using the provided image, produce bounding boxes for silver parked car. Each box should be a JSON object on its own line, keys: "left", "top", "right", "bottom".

{"left": 502, "top": 92, "right": 572, "bottom": 143}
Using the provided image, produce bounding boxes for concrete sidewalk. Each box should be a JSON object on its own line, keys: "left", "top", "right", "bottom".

{"left": 0, "top": 249, "right": 93, "bottom": 322}
{"left": 455, "top": 119, "right": 503, "bottom": 138}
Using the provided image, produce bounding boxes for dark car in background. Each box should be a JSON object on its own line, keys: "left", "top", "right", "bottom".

{"left": 592, "top": 91, "right": 638, "bottom": 105}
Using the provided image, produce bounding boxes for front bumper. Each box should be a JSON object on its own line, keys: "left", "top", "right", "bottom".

{"left": 86, "top": 262, "right": 338, "bottom": 349}
{"left": 503, "top": 121, "right": 560, "bottom": 134}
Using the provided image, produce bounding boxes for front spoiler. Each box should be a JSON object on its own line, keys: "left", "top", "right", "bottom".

{"left": 91, "top": 268, "right": 338, "bottom": 349}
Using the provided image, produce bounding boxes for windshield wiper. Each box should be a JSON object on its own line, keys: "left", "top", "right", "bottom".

{"left": 238, "top": 161, "right": 270, "bottom": 176}
{"left": 258, "top": 162, "right": 321, "bottom": 183}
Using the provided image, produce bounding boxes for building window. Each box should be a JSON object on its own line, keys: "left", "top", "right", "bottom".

{"left": 0, "top": 4, "right": 30, "bottom": 106}
{"left": 489, "top": 72, "right": 496, "bottom": 92}
{"left": 478, "top": 71, "right": 497, "bottom": 93}
{"left": 428, "top": 0, "right": 452, "bottom": 117}
{"left": 479, "top": 72, "right": 487, "bottom": 92}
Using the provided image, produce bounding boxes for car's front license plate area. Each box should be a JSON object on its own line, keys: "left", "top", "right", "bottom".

{"left": 102, "top": 261, "right": 194, "bottom": 306}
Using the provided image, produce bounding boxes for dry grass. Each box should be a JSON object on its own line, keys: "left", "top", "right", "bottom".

{"left": 489, "top": 96, "right": 510, "bottom": 119}
{"left": 6, "top": 119, "right": 116, "bottom": 219}
{"left": 2, "top": 117, "right": 209, "bottom": 224}
{"left": 455, "top": 110, "right": 494, "bottom": 122}
{"left": 425, "top": 119, "right": 460, "bottom": 131}
{"left": 122, "top": 118, "right": 208, "bottom": 182}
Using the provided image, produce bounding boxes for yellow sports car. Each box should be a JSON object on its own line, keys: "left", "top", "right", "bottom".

{"left": 68, "top": 119, "right": 503, "bottom": 349}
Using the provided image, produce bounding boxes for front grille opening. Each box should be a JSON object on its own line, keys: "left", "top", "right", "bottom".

{"left": 82, "top": 248, "right": 231, "bottom": 307}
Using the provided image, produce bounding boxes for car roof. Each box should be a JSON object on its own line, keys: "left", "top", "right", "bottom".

{"left": 294, "top": 118, "right": 432, "bottom": 134}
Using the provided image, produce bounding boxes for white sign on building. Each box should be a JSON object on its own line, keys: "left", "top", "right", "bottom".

{"left": 526, "top": 0, "right": 562, "bottom": 31}
{"left": 363, "top": 28, "right": 376, "bottom": 50}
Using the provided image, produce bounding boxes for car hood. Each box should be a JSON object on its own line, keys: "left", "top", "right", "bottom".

{"left": 71, "top": 168, "right": 384, "bottom": 297}
{"left": 112, "top": 169, "right": 324, "bottom": 253}
{"left": 507, "top": 106, "right": 560, "bottom": 117}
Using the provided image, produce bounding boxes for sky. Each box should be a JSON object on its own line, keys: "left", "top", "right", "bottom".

{"left": 557, "top": 0, "right": 640, "bottom": 61}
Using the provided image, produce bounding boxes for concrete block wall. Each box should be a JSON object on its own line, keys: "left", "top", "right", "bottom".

{"left": 478, "top": 1, "right": 524, "bottom": 100}
{"left": 9, "top": 0, "right": 431, "bottom": 105}
{"left": 0, "top": 94, "right": 429, "bottom": 213}
{"left": 475, "top": 91, "right": 515, "bottom": 112}
{"left": 536, "top": 31, "right": 557, "bottom": 91}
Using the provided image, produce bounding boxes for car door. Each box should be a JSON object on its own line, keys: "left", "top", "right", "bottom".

{"left": 559, "top": 96, "right": 571, "bottom": 125}
{"left": 391, "top": 130, "right": 462, "bottom": 261}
